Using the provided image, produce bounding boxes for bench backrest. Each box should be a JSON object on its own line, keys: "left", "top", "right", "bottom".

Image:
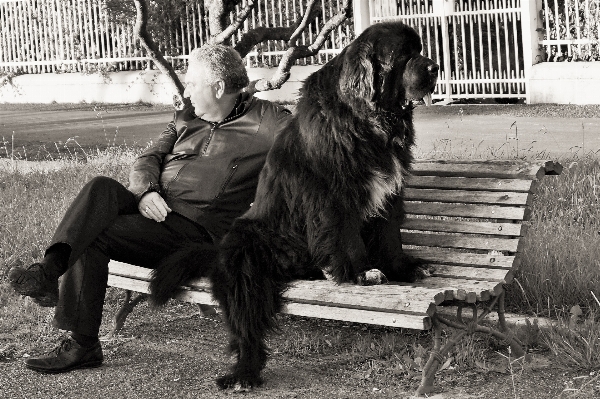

{"left": 402, "top": 160, "right": 563, "bottom": 303}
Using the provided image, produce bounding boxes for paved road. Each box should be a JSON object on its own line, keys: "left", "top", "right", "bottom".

{"left": 0, "top": 108, "right": 171, "bottom": 157}
{"left": 2, "top": 106, "right": 600, "bottom": 159}
{"left": 413, "top": 111, "right": 600, "bottom": 159}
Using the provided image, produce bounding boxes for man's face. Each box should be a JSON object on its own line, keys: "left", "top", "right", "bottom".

{"left": 183, "top": 62, "right": 219, "bottom": 118}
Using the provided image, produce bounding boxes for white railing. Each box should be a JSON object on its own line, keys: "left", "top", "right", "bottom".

{"left": 0, "top": 0, "right": 351, "bottom": 73}
{"left": 371, "top": 0, "right": 526, "bottom": 100}
{"left": 540, "top": 0, "right": 600, "bottom": 61}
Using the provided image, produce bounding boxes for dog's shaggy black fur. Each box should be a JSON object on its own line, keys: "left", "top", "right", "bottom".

{"left": 149, "top": 21, "right": 438, "bottom": 389}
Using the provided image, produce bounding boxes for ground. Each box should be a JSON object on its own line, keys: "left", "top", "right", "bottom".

{"left": 2, "top": 102, "right": 600, "bottom": 398}
{"left": 1, "top": 297, "right": 597, "bottom": 399}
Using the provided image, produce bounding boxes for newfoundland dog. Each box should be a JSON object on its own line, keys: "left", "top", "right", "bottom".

{"left": 152, "top": 21, "right": 438, "bottom": 389}
{"left": 211, "top": 21, "right": 438, "bottom": 389}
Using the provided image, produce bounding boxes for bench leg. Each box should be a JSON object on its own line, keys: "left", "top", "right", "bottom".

{"left": 109, "top": 290, "right": 147, "bottom": 337}
{"left": 415, "top": 289, "right": 525, "bottom": 396}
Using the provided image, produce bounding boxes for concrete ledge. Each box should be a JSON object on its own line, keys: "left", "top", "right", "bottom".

{"left": 3, "top": 62, "right": 599, "bottom": 105}
{"left": 0, "top": 65, "right": 322, "bottom": 105}
{"left": 529, "top": 62, "right": 600, "bottom": 105}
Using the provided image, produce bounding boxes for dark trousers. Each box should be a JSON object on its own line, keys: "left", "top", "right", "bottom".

{"left": 49, "top": 176, "right": 211, "bottom": 336}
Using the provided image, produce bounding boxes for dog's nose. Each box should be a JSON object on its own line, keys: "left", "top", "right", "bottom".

{"left": 428, "top": 64, "right": 439, "bottom": 75}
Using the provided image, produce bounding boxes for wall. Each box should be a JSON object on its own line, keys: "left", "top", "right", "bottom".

{"left": 529, "top": 62, "right": 600, "bottom": 105}
{"left": 0, "top": 66, "right": 321, "bottom": 105}
{"left": 2, "top": 63, "right": 600, "bottom": 105}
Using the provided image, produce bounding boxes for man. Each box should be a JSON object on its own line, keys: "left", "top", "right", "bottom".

{"left": 8, "top": 44, "right": 292, "bottom": 374}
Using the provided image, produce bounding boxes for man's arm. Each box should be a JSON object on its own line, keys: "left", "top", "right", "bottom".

{"left": 128, "top": 116, "right": 178, "bottom": 201}
{"left": 129, "top": 114, "right": 178, "bottom": 222}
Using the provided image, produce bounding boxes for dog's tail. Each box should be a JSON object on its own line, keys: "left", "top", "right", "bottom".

{"left": 211, "top": 218, "right": 291, "bottom": 343}
{"left": 149, "top": 242, "right": 218, "bottom": 307}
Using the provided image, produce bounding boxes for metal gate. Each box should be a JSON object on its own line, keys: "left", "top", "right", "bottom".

{"left": 370, "top": 0, "right": 526, "bottom": 101}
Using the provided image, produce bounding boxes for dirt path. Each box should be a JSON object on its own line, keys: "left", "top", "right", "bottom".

{"left": 1, "top": 300, "right": 595, "bottom": 399}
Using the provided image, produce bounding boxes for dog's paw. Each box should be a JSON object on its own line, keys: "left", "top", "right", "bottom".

{"left": 216, "top": 373, "right": 262, "bottom": 391}
{"left": 356, "top": 269, "right": 388, "bottom": 285}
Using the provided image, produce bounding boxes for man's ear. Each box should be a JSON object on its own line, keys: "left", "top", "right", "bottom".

{"left": 214, "top": 80, "right": 226, "bottom": 99}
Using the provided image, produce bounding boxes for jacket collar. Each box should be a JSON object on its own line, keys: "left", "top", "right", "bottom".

{"left": 189, "top": 92, "right": 254, "bottom": 125}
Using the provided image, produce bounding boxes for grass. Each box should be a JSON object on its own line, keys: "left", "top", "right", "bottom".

{"left": 506, "top": 157, "right": 600, "bottom": 318}
{"left": 2, "top": 106, "right": 600, "bottom": 394}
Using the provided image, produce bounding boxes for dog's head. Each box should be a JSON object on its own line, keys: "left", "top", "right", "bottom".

{"left": 338, "top": 22, "right": 438, "bottom": 113}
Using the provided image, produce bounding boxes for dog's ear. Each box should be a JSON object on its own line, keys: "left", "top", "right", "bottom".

{"left": 339, "top": 41, "right": 375, "bottom": 109}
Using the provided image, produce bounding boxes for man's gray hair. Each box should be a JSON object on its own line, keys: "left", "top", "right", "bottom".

{"left": 189, "top": 45, "right": 249, "bottom": 93}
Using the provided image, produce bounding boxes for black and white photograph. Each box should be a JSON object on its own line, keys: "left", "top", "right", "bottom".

{"left": 1, "top": 0, "right": 600, "bottom": 398}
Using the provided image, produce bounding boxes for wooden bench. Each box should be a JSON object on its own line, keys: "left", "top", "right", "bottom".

{"left": 107, "top": 159, "right": 562, "bottom": 396}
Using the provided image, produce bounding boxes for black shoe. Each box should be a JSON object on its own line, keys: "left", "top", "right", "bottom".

{"left": 25, "top": 338, "right": 103, "bottom": 374}
{"left": 8, "top": 263, "right": 59, "bottom": 307}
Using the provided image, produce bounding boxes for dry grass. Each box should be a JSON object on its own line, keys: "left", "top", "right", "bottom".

{"left": 2, "top": 125, "right": 600, "bottom": 383}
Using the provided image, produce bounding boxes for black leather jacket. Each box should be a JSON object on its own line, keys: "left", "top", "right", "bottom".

{"left": 128, "top": 93, "right": 292, "bottom": 241}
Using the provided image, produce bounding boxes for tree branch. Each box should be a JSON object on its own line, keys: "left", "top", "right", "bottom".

{"left": 247, "top": 0, "right": 353, "bottom": 93}
{"left": 133, "top": 0, "right": 189, "bottom": 108}
{"left": 234, "top": 27, "right": 296, "bottom": 58}
{"left": 233, "top": 1, "right": 322, "bottom": 58}
{"left": 287, "top": 0, "right": 319, "bottom": 46}
{"left": 206, "top": 0, "right": 240, "bottom": 37}
{"left": 210, "top": 0, "right": 257, "bottom": 45}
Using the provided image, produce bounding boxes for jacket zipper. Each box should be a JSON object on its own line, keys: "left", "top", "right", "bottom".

{"left": 202, "top": 123, "right": 218, "bottom": 156}
{"left": 215, "top": 164, "right": 238, "bottom": 199}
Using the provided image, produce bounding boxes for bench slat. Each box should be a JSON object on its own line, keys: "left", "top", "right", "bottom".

{"left": 406, "top": 175, "right": 537, "bottom": 193}
{"left": 412, "top": 160, "right": 562, "bottom": 179}
{"left": 405, "top": 201, "right": 529, "bottom": 220}
{"left": 430, "top": 264, "right": 512, "bottom": 282}
{"left": 110, "top": 261, "right": 153, "bottom": 280}
{"left": 401, "top": 217, "right": 525, "bottom": 236}
{"left": 403, "top": 247, "right": 517, "bottom": 269}
{"left": 283, "top": 303, "right": 431, "bottom": 330}
{"left": 404, "top": 188, "right": 531, "bottom": 206}
{"left": 403, "top": 232, "right": 521, "bottom": 252}
{"left": 108, "top": 274, "right": 151, "bottom": 293}
{"left": 284, "top": 280, "right": 438, "bottom": 315}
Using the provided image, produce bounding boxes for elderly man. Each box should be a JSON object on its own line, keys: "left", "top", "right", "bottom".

{"left": 8, "top": 44, "right": 292, "bottom": 374}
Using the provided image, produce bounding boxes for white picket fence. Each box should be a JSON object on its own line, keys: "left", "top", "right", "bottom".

{"left": 370, "top": 0, "right": 527, "bottom": 100}
{"left": 1, "top": 0, "right": 599, "bottom": 100}
{"left": 540, "top": 0, "right": 600, "bottom": 61}
{"left": 0, "top": 0, "right": 352, "bottom": 74}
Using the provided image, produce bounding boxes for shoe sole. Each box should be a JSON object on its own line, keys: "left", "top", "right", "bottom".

{"left": 25, "top": 359, "right": 103, "bottom": 374}
{"left": 9, "top": 271, "right": 58, "bottom": 307}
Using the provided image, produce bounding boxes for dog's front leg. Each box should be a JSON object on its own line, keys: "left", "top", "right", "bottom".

{"left": 314, "top": 212, "right": 380, "bottom": 284}
{"left": 361, "top": 194, "right": 429, "bottom": 282}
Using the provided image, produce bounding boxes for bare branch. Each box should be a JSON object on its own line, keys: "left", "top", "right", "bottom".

{"left": 247, "top": 0, "right": 352, "bottom": 93}
{"left": 233, "top": 0, "right": 321, "bottom": 58}
{"left": 206, "top": 0, "right": 241, "bottom": 37}
{"left": 234, "top": 27, "right": 296, "bottom": 58}
{"left": 132, "top": 0, "right": 189, "bottom": 108}
{"left": 305, "top": 2, "right": 352, "bottom": 53}
{"left": 287, "top": 0, "right": 319, "bottom": 46}
{"left": 210, "top": 0, "right": 257, "bottom": 45}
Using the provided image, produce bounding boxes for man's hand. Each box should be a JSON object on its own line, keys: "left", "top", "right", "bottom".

{"left": 139, "top": 192, "right": 172, "bottom": 222}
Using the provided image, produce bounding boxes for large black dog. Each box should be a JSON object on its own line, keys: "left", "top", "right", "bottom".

{"left": 150, "top": 22, "right": 438, "bottom": 389}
